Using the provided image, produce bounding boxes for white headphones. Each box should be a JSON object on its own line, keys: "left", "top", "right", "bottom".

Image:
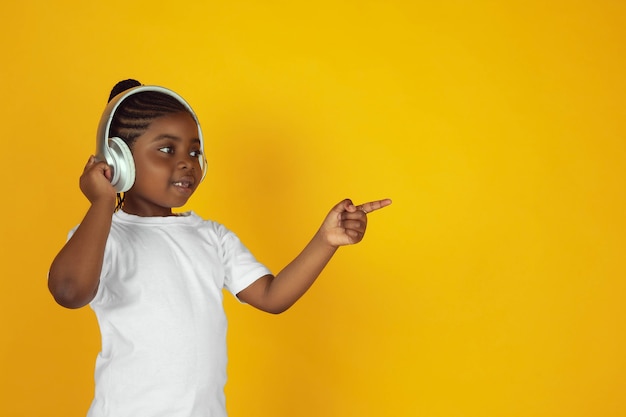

{"left": 95, "top": 85, "right": 207, "bottom": 192}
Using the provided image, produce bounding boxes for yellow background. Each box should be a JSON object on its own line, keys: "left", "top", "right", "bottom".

{"left": 1, "top": 1, "right": 625, "bottom": 416}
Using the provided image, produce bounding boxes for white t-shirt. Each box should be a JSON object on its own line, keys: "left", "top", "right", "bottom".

{"left": 84, "top": 210, "right": 270, "bottom": 417}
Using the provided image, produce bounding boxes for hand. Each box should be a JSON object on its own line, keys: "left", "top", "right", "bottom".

{"left": 320, "top": 198, "right": 392, "bottom": 247}
{"left": 79, "top": 156, "right": 116, "bottom": 205}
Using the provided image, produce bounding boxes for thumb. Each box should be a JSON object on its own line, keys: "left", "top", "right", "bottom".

{"left": 332, "top": 198, "right": 356, "bottom": 214}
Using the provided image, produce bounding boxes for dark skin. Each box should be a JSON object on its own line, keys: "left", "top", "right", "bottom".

{"left": 48, "top": 112, "right": 392, "bottom": 311}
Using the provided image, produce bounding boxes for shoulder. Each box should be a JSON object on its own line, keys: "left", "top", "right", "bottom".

{"left": 186, "top": 212, "right": 231, "bottom": 236}
{"left": 167, "top": 212, "right": 243, "bottom": 246}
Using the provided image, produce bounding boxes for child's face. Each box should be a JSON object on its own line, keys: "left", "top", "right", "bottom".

{"left": 122, "top": 112, "right": 203, "bottom": 216}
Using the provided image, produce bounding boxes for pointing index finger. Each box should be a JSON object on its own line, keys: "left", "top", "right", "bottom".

{"left": 357, "top": 198, "right": 392, "bottom": 214}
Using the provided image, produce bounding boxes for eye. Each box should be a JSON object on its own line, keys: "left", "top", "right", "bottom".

{"left": 159, "top": 146, "right": 174, "bottom": 154}
{"left": 190, "top": 149, "right": 203, "bottom": 158}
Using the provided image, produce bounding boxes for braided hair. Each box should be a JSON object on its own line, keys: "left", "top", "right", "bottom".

{"left": 108, "top": 79, "right": 190, "bottom": 147}
{"left": 107, "top": 79, "right": 193, "bottom": 210}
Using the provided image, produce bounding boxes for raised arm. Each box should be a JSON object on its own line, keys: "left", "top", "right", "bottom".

{"left": 237, "top": 198, "right": 392, "bottom": 314}
{"left": 48, "top": 156, "right": 117, "bottom": 309}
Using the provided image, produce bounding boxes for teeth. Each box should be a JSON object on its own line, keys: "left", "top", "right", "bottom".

{"left": 174, "top": 182, "right": 190, "bottom": 188}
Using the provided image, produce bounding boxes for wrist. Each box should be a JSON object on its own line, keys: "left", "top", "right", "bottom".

{"left": 89, "top": 194, "right": 116, "bottom": 210}
{"left": 314, "top": 229, "right": 340, "bottom": 252}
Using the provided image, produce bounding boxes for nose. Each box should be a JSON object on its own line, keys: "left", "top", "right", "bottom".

{"left": 177, "top": 153, "right": 196, "bottom": 171}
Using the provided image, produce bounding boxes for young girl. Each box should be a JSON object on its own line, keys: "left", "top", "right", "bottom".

{"left": 48, "top": 79, "right": 391, "bottom": 417}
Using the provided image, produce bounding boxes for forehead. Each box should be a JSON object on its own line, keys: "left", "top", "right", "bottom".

{"left": 143, "top": 112, "right": 199, "bottom": 139}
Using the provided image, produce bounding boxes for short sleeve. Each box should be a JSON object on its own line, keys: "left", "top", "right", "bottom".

{"left": 218, "top": 226, "right": 271, "bottom": 298}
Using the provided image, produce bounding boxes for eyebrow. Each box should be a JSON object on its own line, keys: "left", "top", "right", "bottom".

{"left": 152, "top": 134, "right": 201, "bottom": 144}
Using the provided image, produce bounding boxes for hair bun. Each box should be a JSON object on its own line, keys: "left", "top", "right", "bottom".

{"left": 108, "top": 79, "right": 142, "bottom": 102}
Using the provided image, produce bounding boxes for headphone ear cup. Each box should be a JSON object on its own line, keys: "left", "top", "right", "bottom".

{"left": 107, "top": 137, "right": 136, "bottom": 193}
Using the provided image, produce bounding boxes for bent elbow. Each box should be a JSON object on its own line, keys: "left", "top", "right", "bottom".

{"left": 264, "top": 302, "right": 292, "bottom": 315}
{"left": 47, "top": 273, "right": 94, "bottom": 309}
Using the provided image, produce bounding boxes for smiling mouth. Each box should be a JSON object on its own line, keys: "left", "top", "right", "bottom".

{"left": 173, "top": 180, "right": 194, "bottom": 189}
